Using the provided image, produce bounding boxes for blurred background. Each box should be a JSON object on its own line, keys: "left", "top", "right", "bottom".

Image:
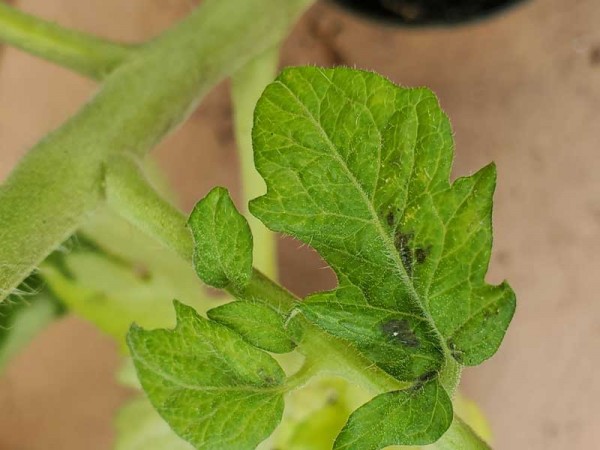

{"left": 1, "top": 0, "right": 599, "bottom": 449}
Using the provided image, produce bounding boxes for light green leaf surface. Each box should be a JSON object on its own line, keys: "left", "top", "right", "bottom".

{"left": 188, "top": 187, "right": 253, "bottom": 290}
{"left": 207, "top": 301, "right": 295, "bottom": 353}
{"left": 334, "top": 381, "right": 452, "bottom": 449}
{"left": 116, "top": 397, "right": 194, "bottom": 450}
{"left": 250, "top": 67, "right": 515, "bottom": 374}
{"left": 40, "top": 211, "right": 213, "bottom": 347}
{"left": 262, "top": 377, "right": 355, "bottom": 450}
{"left": 128, "top": 301, "right": 287, "bottom": 450}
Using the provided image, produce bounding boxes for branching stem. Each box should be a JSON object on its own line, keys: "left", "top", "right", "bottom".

{"left": 0, "top": 0, "right": 314, "bottom": 304}
{"left": 0, "top": 3, "right": 133, "bottom": 79}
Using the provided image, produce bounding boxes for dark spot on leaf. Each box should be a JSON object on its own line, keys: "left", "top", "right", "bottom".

{"left": 386, "top": 211, "right": 395, "bottom": 227}
{"left": 394, "top": 231, "right": 414, "bottom": 275}
{"left": 447, "top": 341, "right": 464, "bottom": 363}
{"left": 417, "top": 370, "right": 437, "bottom": 384}
{"left": 451, "top": 350, "right": 463, "bottom": 362}
{"left": 381, "top": 318, "right": 420, "bottom": 348}
{"left": 258, "top": 369, "right": 277, "bottom": 386}
{"left": 415, "top": 247, "right": 429, "bottom": 264}
{"left": 394, "top": 231, "right": 412, "bottom": 252}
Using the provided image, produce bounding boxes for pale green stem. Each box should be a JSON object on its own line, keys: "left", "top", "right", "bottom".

{"left": 232, "top": 48, "right": 280, "bottom": 279}
{"left": 0, "top": 0, "right": 315, "bottom": 303}
{"left": 0, "top": 2, "right": 133, "bottom": 79}
{"left": 282, "top": 356, "right": 319, "bottom": 391}
{"left": 104, "top": 154, "right": 194, "bottom": 262}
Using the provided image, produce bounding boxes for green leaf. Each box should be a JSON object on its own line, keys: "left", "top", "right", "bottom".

{"left": 188, "top": 187, "right": 253, "bottom": 290}
{"left": 334, "top": 380, "right": 452, "bottom": 449}
{"left": 127, "top": 301, "right": 286, "bottom": 450}
{"left": 115, "top": 397, "right": 194, "bottom": 450}
{"left": 208, "top": 301, "right": 295, "bottom": 353}
{"left": 250, "top": 66, "right": 515, "bottom": 374}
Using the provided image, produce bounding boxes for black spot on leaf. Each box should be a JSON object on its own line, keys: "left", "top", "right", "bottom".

{"left": 381, "top": 318, "right": 420, "bottom": 348}
{"left": 394, "top": 231, "right": 414, "bottom": 275}
{"left": 447, "top": 340, "right": 464, "bottom": 363}
{"left": 415, "top": 247, "right": 429, "bottom": 264}
{"left": 417, "top": 370, "right": 437, "bottom": 384}
{"left": 386, "top": 211, "right": 395, "bottom": 227}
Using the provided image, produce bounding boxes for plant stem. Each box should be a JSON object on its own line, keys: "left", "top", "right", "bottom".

{"left": 0, "top": 0, "right": 315, "bottom": 303}
{"left": 0, "top": 2, "right": 133, "bottom": 79}
{"left": 232, "top": 49, "right": 280, "bottom": 279}
{"left": 105, "top": 154, "right": 194, "bottom": 262}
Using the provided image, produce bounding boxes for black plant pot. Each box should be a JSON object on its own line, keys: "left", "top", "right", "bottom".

{"left": 328, "top": 0, "right": 527, "bottom": 26}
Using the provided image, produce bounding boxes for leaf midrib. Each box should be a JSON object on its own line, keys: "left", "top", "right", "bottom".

{"left": 275, "top": 77, "right": 446, "bottom": 351}
{"left": 129, "top": 339, "right": 284, "bottom": 395}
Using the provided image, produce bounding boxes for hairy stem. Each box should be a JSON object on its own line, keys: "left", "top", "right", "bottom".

{"left": 0, "top": 0, "right": 314, "bottom": 303}
{"left": 0, "top": 2, "right": 133, "bottom": 79}
{"left": 105, "top": 154, "right": 194, "bottom": 262}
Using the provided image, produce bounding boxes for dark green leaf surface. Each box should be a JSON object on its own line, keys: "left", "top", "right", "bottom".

{"left": 207, "top": 301, "right": 295, "bottom": 353}
{"left": 250, "top": 67, "right": 515, "bottom": 375}
{"left": 334, "top": 380, "right": 452, "bottom": 449}
{"left": 127, "top": 301, "right": 286, "bottom": 450}
{"left": 188, "top": 187, "right": 253, "bottom": 290}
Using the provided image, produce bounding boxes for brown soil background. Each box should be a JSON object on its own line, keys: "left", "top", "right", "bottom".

{"left": 1, "top": 0, "right": 599, "bottom": 449}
